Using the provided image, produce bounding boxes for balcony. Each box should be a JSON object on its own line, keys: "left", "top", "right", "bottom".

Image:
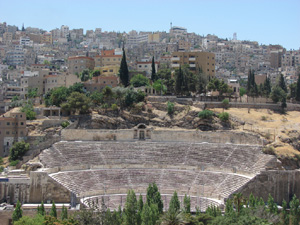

{"left": 189, "top": 64, "right": 196, "bottom": 68}
{"left": 172, "top": 64, "right": 180, "bottom": 68}
{"left": 171, "top": 57, "right": 180, "bottom": 61}
{"left": 189, "top": 58, "right": 196, "bottom": 61}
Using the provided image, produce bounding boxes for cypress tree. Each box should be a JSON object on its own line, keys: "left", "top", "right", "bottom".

{"left": 12, "top": 200, "right": 23, "bottom": 222}
{"left": 183, "top": 194, "right": 190, "bottom": 214}
{"left": 278, "top": 74, "right": 287, "bottom": 93}
{"left": 267, "top": 194, "right": 278, "bottom": 214}
{"left": 124, "top": 189, "right": 137, "bottom": 225}
{"left": 146, "top": 183, "right": 163, "bottom": 214}
{"left": 119, "top": 48, "right": 129, "bottom": 87}
{"left": 264, "top": 76, "right": 272, "bottom": 97}
{"left": 175, "top": 66, "right": 183, "bottom": 95}
{"left": 141, "top": 203, "right": 159, "bottom": 225}
{"left": 61, "top": 205, "right": 68, "bottom": 220}
{"left": 50, "top": 201, "right": 57, "bottom": 218}
{"left": 296, "top": 73, "right": 300, "bottom": 101}
{"left": 169, "top": 191, "right": 180, "bottom": 213}
{"left": 281, "top": 199, "right": 289, "bottom": 225}
{"left": 151, "top": 56, "right": 157, "bottom": 82}
{"left": 289, "top": 194, "right": 300, "bottom": 225}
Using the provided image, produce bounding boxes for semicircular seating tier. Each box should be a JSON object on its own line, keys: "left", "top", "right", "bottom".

{"left": 39, "top": 141, "right": 277, "bottom": 210}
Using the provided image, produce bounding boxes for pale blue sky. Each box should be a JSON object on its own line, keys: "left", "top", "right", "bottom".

{"left": 0, "top": 0, "right": 299, "bottom": 50}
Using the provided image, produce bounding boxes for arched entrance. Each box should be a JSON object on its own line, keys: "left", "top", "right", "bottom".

{"left": 133, "top": 123, "right": 152, "bottom": 140}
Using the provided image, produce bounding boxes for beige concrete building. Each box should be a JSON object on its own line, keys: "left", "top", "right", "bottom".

{"left": 41, "top": 32, "right": 53, "bottom": 44}
{"left": 136, "top": 61, "right": 159, "bottom": 77}
{"left": 148, "top": 33, "right": 160, "bottom": 43}
{"left": 68, "top": 56, "right": 95, "bottom": 74}
{"left": 0, "top": 109, "right": 27, "bottom": 157}
{"left": 171, "top": 52, "right": 215, "bottom": 76}
{"left": 95, "top": 65, "right": 120, "bottom": 76}
{"left": 84, "top": 75, "right": 119, "bottom": 93}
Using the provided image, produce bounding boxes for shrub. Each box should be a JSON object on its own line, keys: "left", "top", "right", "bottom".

{"left": 219, "top": 112, "right": 229, "bottom": 122}
{"left": 9, "top": 141, "right": 30, "bottom": 161}
{"left": 0, "top": 157, "right": 3, "bottom": 165}
{"left": 10, "top": 160, "right": 20, "bottom": 166}
{"left": 167, "top": 101, "right": 174, "bottom": 115}
{"left": 222, "top": 99, "right": 229, "bottom": 109}
{"left": 261, "top": 116, "right": 268, "bottom": 121}
{"left": 262, "top": 146, "right": 275, "bottom": 155}
{"left": 61, "top": 121, "right": 70, "bottom": 128}
{"left": 0, "top": 166, "right": 4, "bottom": 172}
{"left": 102, "top": 103, "right": 109, "bottom": 109}
{"left": 198, "top": 110, "right": 214, "bottom": 120}
{"left": 111, "top": 104, "right": 118, "bottom": 111}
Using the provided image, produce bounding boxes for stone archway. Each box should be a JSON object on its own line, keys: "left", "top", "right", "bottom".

{"left": 133, "top": 123, "right": 152, "bottom": 140}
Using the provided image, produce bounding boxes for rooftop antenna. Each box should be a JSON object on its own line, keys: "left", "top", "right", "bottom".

{"left": 170, "top": 22, "right": 172, "bottom": 29}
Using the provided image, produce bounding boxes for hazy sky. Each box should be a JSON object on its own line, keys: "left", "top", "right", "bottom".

{"left": 1, "top": 0, "right": 299, "bottom": 50}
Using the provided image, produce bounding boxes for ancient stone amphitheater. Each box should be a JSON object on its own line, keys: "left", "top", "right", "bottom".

{"left": 36, "top": 133, "right": 278, "bottom": 211}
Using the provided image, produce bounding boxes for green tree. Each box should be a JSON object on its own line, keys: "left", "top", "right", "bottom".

{"left": 37, "top": 201, "right": 45, "bottom": 216}
{"left": 270, "top": 86, "right": 287, "bottom": 103}
{"left": 14, "top": 215, "right": 44, "bottom": 225}
{"left": 248, "top": 193, "right": 258, "bottom": 209}
{"left": 263, "top": 76, "right": 272, "bottom": 97}
{"left": 196, "top": 67, "right": 208, "bottom": 94}
{"left": 79, "top": 69, "right": 91, "bottom": 82}
{"left": 267, "top": 193, "right": 278, "bottom": 214}
{"left": 169, "top": 191, "right": 180, "bottom": 213}
{"left": 296, "top": 73, "right": 300, "bottom": 101}
{"left": 198, "top": 109, "right": 214, "bottom": 120}
{"left": 130, "top": 74, "right": 150, "bottom": 87}
{"left": 12, "top": 200, "right": 23, "bottom": 222}
{"left": 137, "top": 194, "right": 144, "bottom": 225}
{"left": 278, "top": 74, "right": 287, "bottom": 93}
{"left": 247, "top": 69, "right": 258, "bottom": 97}
{"left": 160, "top": 209, "right": 184, "bottom": 225}
{"left": 90, "top": 91, "right": 103, "bottom": 106}
{"left": 157, "top": 68, "right": 174, "bottom": 94}
{"left": 280, "top": 199, "right": 289, "bottom": 225}
{"left": 206, "top": 205, "right": 222, "bottom": 217}
{"left": 21, "top": 102, "right": 36, "bottom": 120}
{"left": 45, "top": 86, "right": 69, "bottom": 107}
{"left": 183, "top": 194, "right": 191, "bottom": 214}
{"left": 153, "top": 79, "right": 167, "bottom": 95}
{"left": 175, "top": 66, "right": 184, "bottom": 95}
{"left": 124, "top": 189, "right": 138, "bottom": 225}
{"left": 61, "top": 92, "right": 91, "bottom": 114}
{"left": 61, "top": 204, "right": 68, "bottom": 220}
{"left": 289, "top": 194, "right": 300, "bottom": 225}
{"left": 141, "top": 203, "right": 159, "bottom": 225}
{"left": 92, "top": 69, "right": 101, "bottom": 77}
{"left": 219, "top": 112, "right": 229, "bottom": 122}
{"left": 27, "top": 88, "right": 38, "bottom": 98}
{"left": 151, "top": 56, "right": 157, "bottom": 82}
{"left": 233, "top": 193, "right": 245, "bottom": 214}
{"left": 68, "top": 82, "right": 85, "bottom": 94}
{"left": 9, "top": 141, "right": 30, "bottom": 161}
{"left": 50, "top": 201, "right": 57, "bottom": 218}
{"left": 239, "top": 87, "right": 246, "bottom": 97}
{"left": 119, "top": 48, "right": 129, "bottom": 87}
{"left": 146, "top": 183, "right": 164, "bottom": 214}
{"left": 225, "top": 199, "right": 234, "bottom": 215}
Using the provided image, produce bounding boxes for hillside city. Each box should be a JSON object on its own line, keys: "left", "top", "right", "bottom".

{"left": 0, "top": 21, "right": 300, "bottom": 225}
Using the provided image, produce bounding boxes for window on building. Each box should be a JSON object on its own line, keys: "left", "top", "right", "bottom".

{"left": 6, "top": 131, "right": 9, "bottom": 135}
{"left": 103, "top": 81, "right": 106, "bottom": 84}
{"left": 207, "top": 69, "right": 209, "bottom": 71}
{"left": 7, "top": 122, "right": 10, "bottom": 126}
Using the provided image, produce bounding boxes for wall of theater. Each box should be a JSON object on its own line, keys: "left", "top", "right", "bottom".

{"left": 61, "top": 129, "right": 264, "bottom": 145}
{"left": 234, "top": 170, "right": 300, "bottom": 204}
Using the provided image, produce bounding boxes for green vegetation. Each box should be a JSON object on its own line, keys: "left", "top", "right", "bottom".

{"left": 222, "top": 99, "right": 229, "bottom": 109}
{"left": 119, "top": 47, "right": 129, "bottom": 87}
{"left": 167, "top": 101, "right": 174, "bottom": 115}
{"left": 9, "top": 141, "right": 29, "bottom": 162}
{"left": 61, "top": 121, "right": 70, "bottom": 128}
{"left": 130, "top": 74, "right": 149, "bottom": 87}
{"left": 12, "top": 200, "right": 22, "bottom": 222}
{"left": 219, "top": 112, "right": 230, "bottom": 122}
{"left": 10, "top": 187, "right": 300, "bottom": 225}
{"left": 152, "top": 79, "right": 167, "bottom": 95}
{"left": 207, "top": 78, "right": 231, "bottom": 97}
{"left": 198, "top": 110, "right": 214, "bottom": 120}
{"left": 21, "top": 101, "right": 36, "bottom": 120}
{"left": 9, "top": 160, "right": 20, "bottom": 166}
{"left": 247, "top": 69, "right": 258, "bottom": 97}
{"left": 61, "top": 92, "right": 91, "bottom": 115}
{"left": 296, "top": 73, "right": 300, "bottom": 101}
{"left": 27, "top": 88, "right": 38, "bottom": 98}
{"left": 270, "top": 86, "right": 287, "bottom": 103}
{"left": 151, "top": 56, "right": 157, "bottom": 82}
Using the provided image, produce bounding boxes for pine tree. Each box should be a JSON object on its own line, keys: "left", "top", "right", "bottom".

{"left": 146, "top": 183, "right": 163, "bottom": 214}
{"left": 119, "top": 48, "right": 129, "bottom": 87}
{"left": 296, "top": 73, "right": 300, "bottom": 102}
{"left": 50, "top": 201, "right": 57, "bottom": 218}
{"left": 183, "top": 194, "right": 190, "bottom": 214}
{"left": 289, "top": 194, "right": 300, "bottom": 225}
{"left": 12, "top": 200, "right": 23, "bottom": 222}
{"left": 169, "top": 191, "right": 180, "bottom": 213}
{"left": 281, "top": 199, "right": 289, "bottom": 225}
{"left": 248, "top": 193, "right": 257, "bottom": 209}
{"left": 61, "top": 205, "right": 68, "bottom": 220}
{"left": 137, "top": 194, "right": 143, "bottom": 225}
{"left": 124, "top": 189, "right": 137, "bottom": 225}
{"left": 141, "top": 203, "right": 159, "bottom": 225}
{"left": 225, "top": 199, "right": 234, "bottom": 215}
{"left": 263, "top": 76, "right": 272, "bottom": 97}
{"left": 247, "top": 69, "right": 258, "bottom": 97}
{"left": 151, "top": 56, "right": 157, "bottom": 82}
{"left": 267, "top": 193, "right": 278, "bottom": 214}
{"left": 278, "top": 74, "right": 287, "bottom": 93}
{"left": 175, "top": 66, "right": 183, "bottom": 95}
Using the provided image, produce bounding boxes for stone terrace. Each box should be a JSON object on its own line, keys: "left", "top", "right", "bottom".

{"left": 50, "top": 169, "right": 251, "bottom": 200}
{"left": 82, "top": 194, "right": 222, "bottom": 212}
{"left": 40, "top": 141, "right": 275, "bottom": 175}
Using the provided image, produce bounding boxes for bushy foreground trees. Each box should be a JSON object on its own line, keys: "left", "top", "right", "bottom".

{"left": 12, "top": 185, "right": 300, "bottom": 225}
